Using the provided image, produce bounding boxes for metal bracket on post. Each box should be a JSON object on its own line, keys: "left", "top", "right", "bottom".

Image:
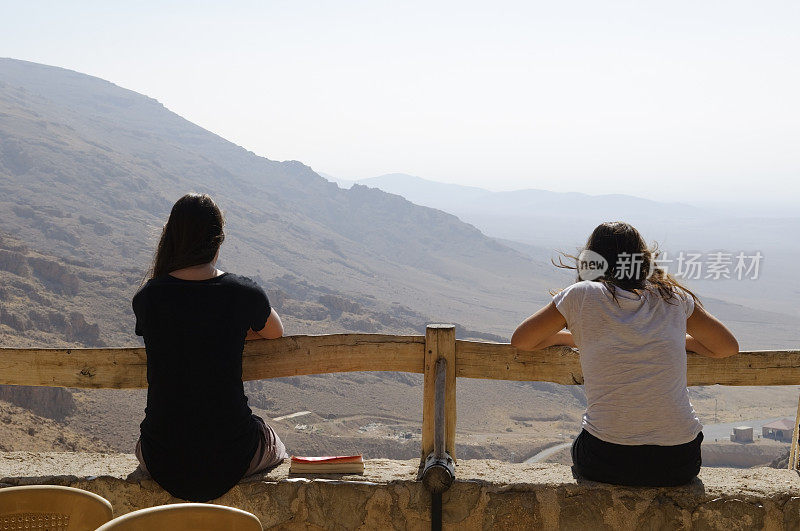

{"left": 421, "top": 356, "right": 455, "bottom": 531}
{"left": 421, "top": 357, "right": 456, "bottom": 493}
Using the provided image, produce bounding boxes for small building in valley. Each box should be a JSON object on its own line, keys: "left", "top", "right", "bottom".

{"left": 762, "top": 418, "right": 794, "bottom": 442}
{"left": 731, "top": 426, "right": 753, "bottom": 443}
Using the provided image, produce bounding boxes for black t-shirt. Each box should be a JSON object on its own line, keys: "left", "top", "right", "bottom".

{"left": 132, "top": 272, "right": 270, "bottom": 502}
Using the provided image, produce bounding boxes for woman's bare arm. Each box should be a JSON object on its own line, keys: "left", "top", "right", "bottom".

{"left": 686, "top": 304, "right": 738, "bottom": 358}
{"left": 685, "top": 334, "right": 716, "bottom": 357}
{"left": 511, "top": 302, "right": 576, "bottom": 351}
{"left": 246, "top": 308, "right": 284, "bottom": 340}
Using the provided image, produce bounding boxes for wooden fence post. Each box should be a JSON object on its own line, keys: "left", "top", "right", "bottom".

{"left": 422, "top": 324, "right": 456, "bottom": 462}
{"left": 790, "top": 392, "right": 800, "bottom": 470}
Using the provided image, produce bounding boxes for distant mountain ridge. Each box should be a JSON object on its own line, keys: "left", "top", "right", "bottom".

{"left": 327, "top": 172, "right": 800, "bottom": 322}
{"left": 352, "top": 173, "right": 700, "bottom": 219}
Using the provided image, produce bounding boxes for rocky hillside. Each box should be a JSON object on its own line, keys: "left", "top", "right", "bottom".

{"left": 770, "top": 449, "right": 790, "bottom": 469}
{"left": 0, "top": 401, "right": 112, "bottom": 453}
{"left": 0, "top": 229, "right": 501, "bottom": 352}
{"left": 0, "top": 231, "right": 135, "bottom": 348}
{"left": 0, "top": 58, "right": 562, "bottom": 342}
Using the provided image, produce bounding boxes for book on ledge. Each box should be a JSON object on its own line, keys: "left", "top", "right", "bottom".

{"left": 289, "top": 455, "right": 365, "bottom": 474}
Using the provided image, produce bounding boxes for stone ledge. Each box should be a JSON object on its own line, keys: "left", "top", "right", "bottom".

{"left": 2, "top": 452, "right": 799, "bottom": 530}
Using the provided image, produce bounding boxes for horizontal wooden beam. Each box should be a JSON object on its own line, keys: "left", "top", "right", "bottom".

{"left": 0, "top": 335, "right": 797, "bottom": 388}
{"left": 0, "top": 334, "right": 425, "bottom": 389}
{"left": 242, "top": 334, "right": 425, "bottom": 381}
{"left": 455, "top": 340, "right": 800, "bottom": 386}
{"left": 686, "top": 349, "right": 800, "bottom": 386}
{"left": 0, "top": 346, "right": 148, "bottom": 389}
{"left": 455, "top": 342, "right": 583, "bottom": 384}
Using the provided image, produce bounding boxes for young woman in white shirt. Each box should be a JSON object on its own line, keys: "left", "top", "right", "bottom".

{"left": 511, "top": 221, "right": 738, "bottom": 486}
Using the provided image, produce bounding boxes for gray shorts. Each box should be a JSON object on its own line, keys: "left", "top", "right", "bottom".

{"left": 135, "top": 416, "right": 288, "bottom": 477}
{"left": 244, "top": 416, "right": 289, "bottom": 476}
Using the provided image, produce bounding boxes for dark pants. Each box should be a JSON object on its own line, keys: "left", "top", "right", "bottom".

{"left": 571, "top": 429, "right": 703, "bottom": 487}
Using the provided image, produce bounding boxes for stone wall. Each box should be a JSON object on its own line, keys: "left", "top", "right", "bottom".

{"left": 2, "top": 452, "right": 799, "bottom": 530}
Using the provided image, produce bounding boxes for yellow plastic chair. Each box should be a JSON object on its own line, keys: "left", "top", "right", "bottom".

{"left": 0, "top": 485, "right": 113, "bottom": 531}
{"left": 95, "top": 503, "right": 262, "bottom": 531}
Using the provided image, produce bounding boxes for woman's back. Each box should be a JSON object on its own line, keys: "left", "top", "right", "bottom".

{"left": 554, "top": 280, "right": 702, "bottom": 445}
{"left": 512, "top": 221, "right": 737, "bottom": 486}
{"left": 133, "top": 272, "right": 270, "bottom": 501}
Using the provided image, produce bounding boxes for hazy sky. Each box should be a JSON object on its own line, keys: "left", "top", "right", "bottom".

{"left": 1, "top": 1, "right": 798, "bottom": 202}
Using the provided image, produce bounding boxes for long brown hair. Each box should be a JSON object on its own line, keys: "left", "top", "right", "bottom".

{"left": 554, "top": 221, "right": 700, "bottom": 306}
{"left": 148, "top": 193, "right": 225, "bottom": 279}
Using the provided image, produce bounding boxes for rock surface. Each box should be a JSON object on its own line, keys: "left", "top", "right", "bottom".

{"left": 2, "top": 453, "right": 799, "bottom": 529}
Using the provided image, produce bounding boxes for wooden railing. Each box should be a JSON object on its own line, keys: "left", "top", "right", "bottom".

{"left": 1, "top": 325, "right": 799, "bottom": 465}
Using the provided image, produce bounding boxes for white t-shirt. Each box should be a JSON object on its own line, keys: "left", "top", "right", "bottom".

{"left": 553, "top": 280, "right": 702, "bottom": 446}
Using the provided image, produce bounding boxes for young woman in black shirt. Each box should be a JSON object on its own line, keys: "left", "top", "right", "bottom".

{"left": 132, "top": 193, "right": 288, "bottom": 502}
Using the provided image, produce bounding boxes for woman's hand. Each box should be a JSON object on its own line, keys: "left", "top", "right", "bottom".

{"left": 246, "top": 309, "right": 284, "bottom": 340}
{"left": 686, "top": 304, "right": 739, "bottom": 358}
{"left": 511, "top": 301, "right": 575, "bottom": 351}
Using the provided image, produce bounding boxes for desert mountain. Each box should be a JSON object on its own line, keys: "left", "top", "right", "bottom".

{"left": 0, "top": 59, "right": 796, "bottom": 461}
{"left": 0, "top": 58, "right": 569, "bottom": 341}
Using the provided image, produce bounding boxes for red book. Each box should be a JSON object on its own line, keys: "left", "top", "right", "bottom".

{"left": 291, "top": 455, "right": 363, "bottom": 463}
{"left": 289, "top": 455, "right": 365, "bottom": 474}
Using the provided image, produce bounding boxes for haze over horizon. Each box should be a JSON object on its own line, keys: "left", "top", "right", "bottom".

{"left": 322, "top": 172, "right": 797, "bottom": 217}
{"left": 1, "top": 1, "right": 798, "bottom": 205}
